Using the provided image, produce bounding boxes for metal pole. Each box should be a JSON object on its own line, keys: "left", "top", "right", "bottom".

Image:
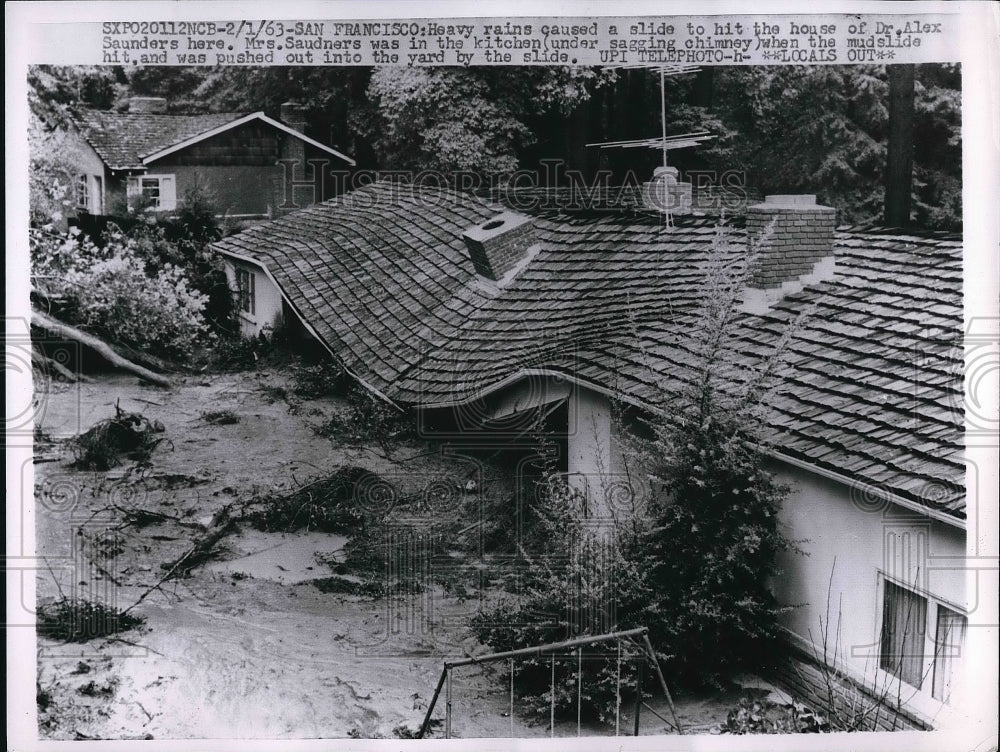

{"left": 633, "top": 658, "right": 645, "bottom": 736}
{"left": 641, "top": 633, "right": 684, "bottom": 735}
{"left": 576, "top": 647, "right": 582, "bottom": 737}
{"left": 615, "top": 639, "right": 621, "bottom": 736}
{"left": 445, "top": 665, "right": 452, "bottom": 739}
{"left": 447, "top": 627, "right": 649, "bottom": 667}
{"left": 550, "top": 654, "right": 556, "bottom": 738}
{"left": 509, "top": 657, "right": 514, "bottom": 738}
{"left": 417, "top": 666, "right": 448, "bottom": 738}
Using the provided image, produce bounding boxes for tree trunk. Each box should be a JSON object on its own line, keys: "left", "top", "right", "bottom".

{"left": 885, "top": 64, "right": 915, "bottom": 228}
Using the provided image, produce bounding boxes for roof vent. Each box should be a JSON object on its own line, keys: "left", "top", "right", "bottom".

{"left": 128, "top": 97, "right": 168, "bottom": 114}
{"left": 741, "top": 194, "right": 837, "bottom": 313}
{"left": 462, "top": 211, "right": 537, "bottom": 283}
{"left": 641, "top": 166, "right": 692, "bottom": 214}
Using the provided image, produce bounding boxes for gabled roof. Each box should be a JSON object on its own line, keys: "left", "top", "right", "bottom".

{"left": 69, "top": 109, "right": 355, "bottom": 171}
{"left": 212, "top": 182, "right": 965, "bottom": 523}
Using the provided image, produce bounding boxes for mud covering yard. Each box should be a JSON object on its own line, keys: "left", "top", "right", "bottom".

{"left": 33, "top": 369, "right": 743, "bottom": 739}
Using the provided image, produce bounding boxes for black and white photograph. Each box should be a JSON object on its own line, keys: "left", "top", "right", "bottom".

{"left": 6, "top": 2, "right": 998, "bottom": 749}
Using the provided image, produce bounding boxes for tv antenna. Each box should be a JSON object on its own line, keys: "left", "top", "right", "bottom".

{"left": 587, "top": 64, "right": 715, "bottom": 227}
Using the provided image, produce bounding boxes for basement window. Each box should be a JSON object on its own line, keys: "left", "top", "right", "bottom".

{"left": 236, "top": 267, "right": 256, "bottom": 316}
{"left": 879, "top": 578, "right": 967, "bottom": 704}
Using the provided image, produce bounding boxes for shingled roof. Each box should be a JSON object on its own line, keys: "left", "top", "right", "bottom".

{"left": 69, "top": 110, "right": 249, "bottom": 170}
{"left": 212, "top": 182, "right": 965, "bottom": 522}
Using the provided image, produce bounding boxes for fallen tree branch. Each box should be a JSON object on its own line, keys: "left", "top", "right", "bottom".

{"left": 31, "top": 346, "right": 93, "bottom": 383}
{"left": 122, "top": 506, "right": 235, "bottom": 616}
{"left": 31, "top": 310, "right": 171, "bottom": 388}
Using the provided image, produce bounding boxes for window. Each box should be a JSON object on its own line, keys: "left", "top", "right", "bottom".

{"left": 236, "top": 268, "right": 255, "bottom": 316}
{"left": 140, "top": 177, "right": 161, "bottom": 207}
{"left": 932, "top": 605, "right": 967, "bottom": 704}
{"left": 75, "top": 175, "right": 89, "bottom": 211}
{"left": 880, "top": 580, "right": 927, "bottom": 688}
{"left": 879, "top": 579, "right": 967, "bottom": 704}
{"left": 126, "top": 174, "right": 176, "bottom": 211}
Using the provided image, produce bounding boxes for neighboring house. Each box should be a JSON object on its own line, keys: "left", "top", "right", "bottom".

{"left": 212, "top": 181, "right": 967, "bottom": 728}
{"left": 64, "top": 97, "right": 355, "bottom": 221}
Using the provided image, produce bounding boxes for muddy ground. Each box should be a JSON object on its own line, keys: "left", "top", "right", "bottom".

{"left": 31, "top": 366, "right": 765, "bottom": 740}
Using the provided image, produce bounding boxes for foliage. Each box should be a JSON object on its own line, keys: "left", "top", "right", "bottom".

{"left": 292, "top": 362, "right": 349, "bottom": 399}
{"left": 242, "top": 465, "right": 386, "bottom": 534}
{"left": 468, "top": 473, "right": 652, "bottom": 724}
{"left": 633, "top": 223, "right": 796, "bottom": 687}
{"left": 36, "top": 597, "right": 144, "bottom": 643}
{"left": 357, "top": 67, "right": 613, "bottom": 177}
{"left": 71, "top": 402, "right": 166, "bottom": 470}
{"left": 31, "top": 224, "right": 211, "bottom": 359}
{"left": 719, "top": 695, "right": 828, "bottom": 734}
{"left": 28, "top": 112, "right": 87, "bottom": 227}
{"left": 317, "top": 385, "right": 414, "bottom": 459}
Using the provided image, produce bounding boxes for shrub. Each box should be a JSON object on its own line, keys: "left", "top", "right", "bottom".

{"left": 31, "top": 225, "right": 211, "bottom": 359}
{"left": 317, "top": 385, "right": 414, "bottom": 458}
{"left": 469, "top": 474, "right": 653, "bottom": 724}
{"left": 633, "top": 223, "right": 797, "bottom": 687}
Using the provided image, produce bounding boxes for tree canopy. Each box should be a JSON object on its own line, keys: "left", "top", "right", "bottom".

{"left": 28, "top": 63, "right": 961, "bottom": 230}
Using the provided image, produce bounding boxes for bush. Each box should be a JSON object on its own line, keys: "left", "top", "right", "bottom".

{"left": 317, "top": 385, "right": 414, "bottom": 458}
{"left": 468, "top": 474, "right": 653, "bottom": 725}
{"left": 31, "top": 225, "right": 211, "bottom": 359}
{"left": 633, "top": 223, "right": 796, "bottom": 687}
{"left": 720, "top": 695, "right": 828, "bottom": 734}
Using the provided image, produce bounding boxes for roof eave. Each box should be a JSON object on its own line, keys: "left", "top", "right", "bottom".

{"left": 140, "top": 112, "right": 357, "bottom": 167}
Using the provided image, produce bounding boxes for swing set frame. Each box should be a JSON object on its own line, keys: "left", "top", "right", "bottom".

{"left": 415, "top": 626, "right": 684, "bottom": 738}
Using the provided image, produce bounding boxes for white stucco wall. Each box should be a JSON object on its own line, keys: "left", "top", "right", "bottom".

{"left": 565, "top": 384, "right": 635, "bottom": 519}
{"left": 772, "top": 464, "right": 968, "bottom": 721}
{"left": 223, "top": 258, "right": 285, "bottom": 338}
{"left": 60, "top": 127, "right": 108, "bottom": 217}
{"left": 561, "top": 384, "right": 969, "bottom": 723}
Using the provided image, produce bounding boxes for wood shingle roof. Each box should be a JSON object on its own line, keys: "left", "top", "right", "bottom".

{"left": 212, "top": 182, "right": 965, "bottom": 521}
{"left": 70, "top": 110, "right": 249, "bottom": 170}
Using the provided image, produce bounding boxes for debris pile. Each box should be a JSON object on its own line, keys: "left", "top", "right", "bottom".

{"left": 71, "top": 402, "right": 166, "bottom": 470}
{"left": 243, "top": 466, "right": 390, "bottom": 534}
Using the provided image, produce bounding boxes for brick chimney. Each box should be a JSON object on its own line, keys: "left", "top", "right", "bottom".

{"left": 279, "top": 102, "right": 307, "bottom": 164}
{"left": 128, "top": 97, "right": 167, "bottom": 114}
{"left": 746, "top": 195, "right": 836, "bottom": 289}
{"left": 462, "top": 212, "right": 538, "bottom": 283}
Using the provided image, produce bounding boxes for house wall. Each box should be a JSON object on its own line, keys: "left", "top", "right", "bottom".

{"left": 771, "top": 464, "right": 967, "bottom": 725}
{"left": 146, "top": 164, "right": 283, "bottom": 218}
{"left": 565, "top": 385, "right": 632, "bottom": 519}
{"left": 223, "top": 258, "right": 285, "bottom": 338}
{"left": 60, "top": 128, "right": 108, "bottom": 218}
{"left": 560, "top": 384, "right": 968, "bottom": 726}
{"left": 148, "top": 123, "right": 337, "bottom": 217}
